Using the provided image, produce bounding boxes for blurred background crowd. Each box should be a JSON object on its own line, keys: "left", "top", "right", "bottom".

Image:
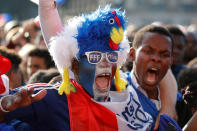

{"left": 0, "top": 0, "right": 197, "bottom": 129}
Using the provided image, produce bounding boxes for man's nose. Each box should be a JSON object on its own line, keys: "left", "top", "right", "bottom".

{"left": 151, "top": 53, "right": 161, "bottom": 62}
{"left": 99, "top": 56, "right": 110, "bottom": 67}
{"left": 30, "top": 67, "right": 38, "bottom": 76}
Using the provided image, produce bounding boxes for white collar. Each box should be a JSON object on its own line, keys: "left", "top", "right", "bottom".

{"left": 130, "top": 70, "right": 149, "bottom": 97}
{"left": 130, "top": 70, "right": 161, "bottom": 110}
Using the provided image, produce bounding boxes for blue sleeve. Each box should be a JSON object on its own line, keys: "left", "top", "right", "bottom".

{"left": 159, "top": 114, "right": 182, "bottom": 131}
{"left": 5, "top": 86, "right": 70, "bottom": 131}
{"left": 0, "top": 123, "right": 15, "bottom": 131}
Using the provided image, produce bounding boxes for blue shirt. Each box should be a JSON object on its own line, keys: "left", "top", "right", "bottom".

{"left": 5, "top": 84, "right": 70, "bottom": 131}
{"left": 0, "top": 123, "right": 15, "bottom": 131}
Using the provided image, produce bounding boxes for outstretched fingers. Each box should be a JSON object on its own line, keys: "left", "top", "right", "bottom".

{"left": 32, "top": 89, "right": 47, "bottom": 102}
{"left": 5, "top": 87, "right": 47, "bottom": 111}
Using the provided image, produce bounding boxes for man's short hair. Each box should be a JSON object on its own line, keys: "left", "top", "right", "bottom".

{"left": 27, "top": 68, "right": 60, "bottom": 84}
{"left": 133, "top": 25, "right": 174, "bottom": 51}
{"left": 166, "top": 25, "right": 186, "bottom": 43}
{"left": 28, "top": 48, "right": 55, "bottom": 69}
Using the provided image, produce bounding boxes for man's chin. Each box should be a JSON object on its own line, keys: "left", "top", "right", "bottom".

{"left": 95, "top": 86, "right": 110, "bottom": 93}
{"left": 93, "top": 84, "right": 110, "bottom": 98}
{"left": 143, "top": 81, "right": 159, "bottom": 90}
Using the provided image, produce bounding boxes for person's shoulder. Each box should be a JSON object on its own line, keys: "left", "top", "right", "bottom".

{"left": 24, "top": 83, "right": 60, "bottom": 91}
{"left": 10, "top": 83, "right": 61, "bottom": 94}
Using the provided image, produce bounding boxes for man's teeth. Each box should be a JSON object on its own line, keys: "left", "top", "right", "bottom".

{"left": 151, "top": 67, "right": 158, "bottom": 71}
{"left": 99, "top": 73, "right": 111, "bottom": 77}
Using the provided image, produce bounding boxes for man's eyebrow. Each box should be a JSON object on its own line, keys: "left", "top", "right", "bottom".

{"left": 142, "top": 44, "right": 153, "bottom": 49}
{"left": 160, "top": 49, "right": 171, "bottom": 53}
{"left": 142, "top": 45, "right": 171, "bottom": 53}
{"left": 34, "top": 65, "right": 40, "bottom": 67}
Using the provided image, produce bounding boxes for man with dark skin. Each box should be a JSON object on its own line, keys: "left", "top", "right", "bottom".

{"left": 26, "top": 47, "right": 55, "bottom": 79}
{"left": 183, "top": 31, "right": 197, "bottom": 65}
{"left": 126, "top": 25, "right": 180, "bottom": 130}
{"left": 166, "top": 25, "right": 187, "bottom": 79}
{"left": 131, "top": 26, "right": 172, "bottom": 99}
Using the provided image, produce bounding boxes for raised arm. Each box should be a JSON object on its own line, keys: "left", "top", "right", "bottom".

{"left": 154, "top": 69, "right": 178, "bottom": 130}
{"left": 39, "top": 0, "right": 63, "bottom": 46}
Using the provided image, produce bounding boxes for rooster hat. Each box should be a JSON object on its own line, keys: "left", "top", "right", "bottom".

{"left": 49, "top": 5, "right": 130, "bottom": 95}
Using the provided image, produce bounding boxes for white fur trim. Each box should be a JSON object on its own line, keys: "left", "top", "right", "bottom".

{"left": 49, "top": 17, "right": 84, "bottom": 74}
{"left": 118, "top": 35, "right": 130, "bottom": 66}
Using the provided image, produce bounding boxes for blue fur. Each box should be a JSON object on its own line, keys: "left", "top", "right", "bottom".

{"left": 76, "top": 5, "right": 126, "bottom": 59}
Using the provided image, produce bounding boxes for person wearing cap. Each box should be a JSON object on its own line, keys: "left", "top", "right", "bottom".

{"left": 3, "top": 20, "right": 21, "bottom": 49}
{"left": 0, "top": 0, "right": 178, "bottom": 130}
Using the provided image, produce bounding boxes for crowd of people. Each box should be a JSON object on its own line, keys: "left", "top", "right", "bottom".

{"left": 0, "top": 0, "right": 197, "bottom": 130}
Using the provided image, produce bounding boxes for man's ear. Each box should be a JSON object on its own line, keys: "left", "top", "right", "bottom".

{"left": 129, "top": 47, "right": 135, "bottom": 62}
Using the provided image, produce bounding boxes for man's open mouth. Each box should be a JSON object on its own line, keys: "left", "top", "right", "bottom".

{"left": 95, "top": 73, "right": 111, "bottom": 90}
{"left": 146, "top": 67, "right": 160, "bottom": 85}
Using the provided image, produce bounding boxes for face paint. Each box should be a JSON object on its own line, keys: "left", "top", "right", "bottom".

{"left": 78, "top": 53, "right": 117, "bottom": 101}
{"left": 79, "top": 50, "right": 118, "bottom": 101}
{"left": 93, "top": 63, "right": 113, "bottom": 101}
{"left": 92, "top": 53, "right": 116, "bottom": 101}
{"left": 78, "top": 57, "right": 96, "bottom": 97}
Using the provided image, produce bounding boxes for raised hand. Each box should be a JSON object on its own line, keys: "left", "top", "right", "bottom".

{"left": 39, "top": 0, "right": 63, "bottom": 45}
